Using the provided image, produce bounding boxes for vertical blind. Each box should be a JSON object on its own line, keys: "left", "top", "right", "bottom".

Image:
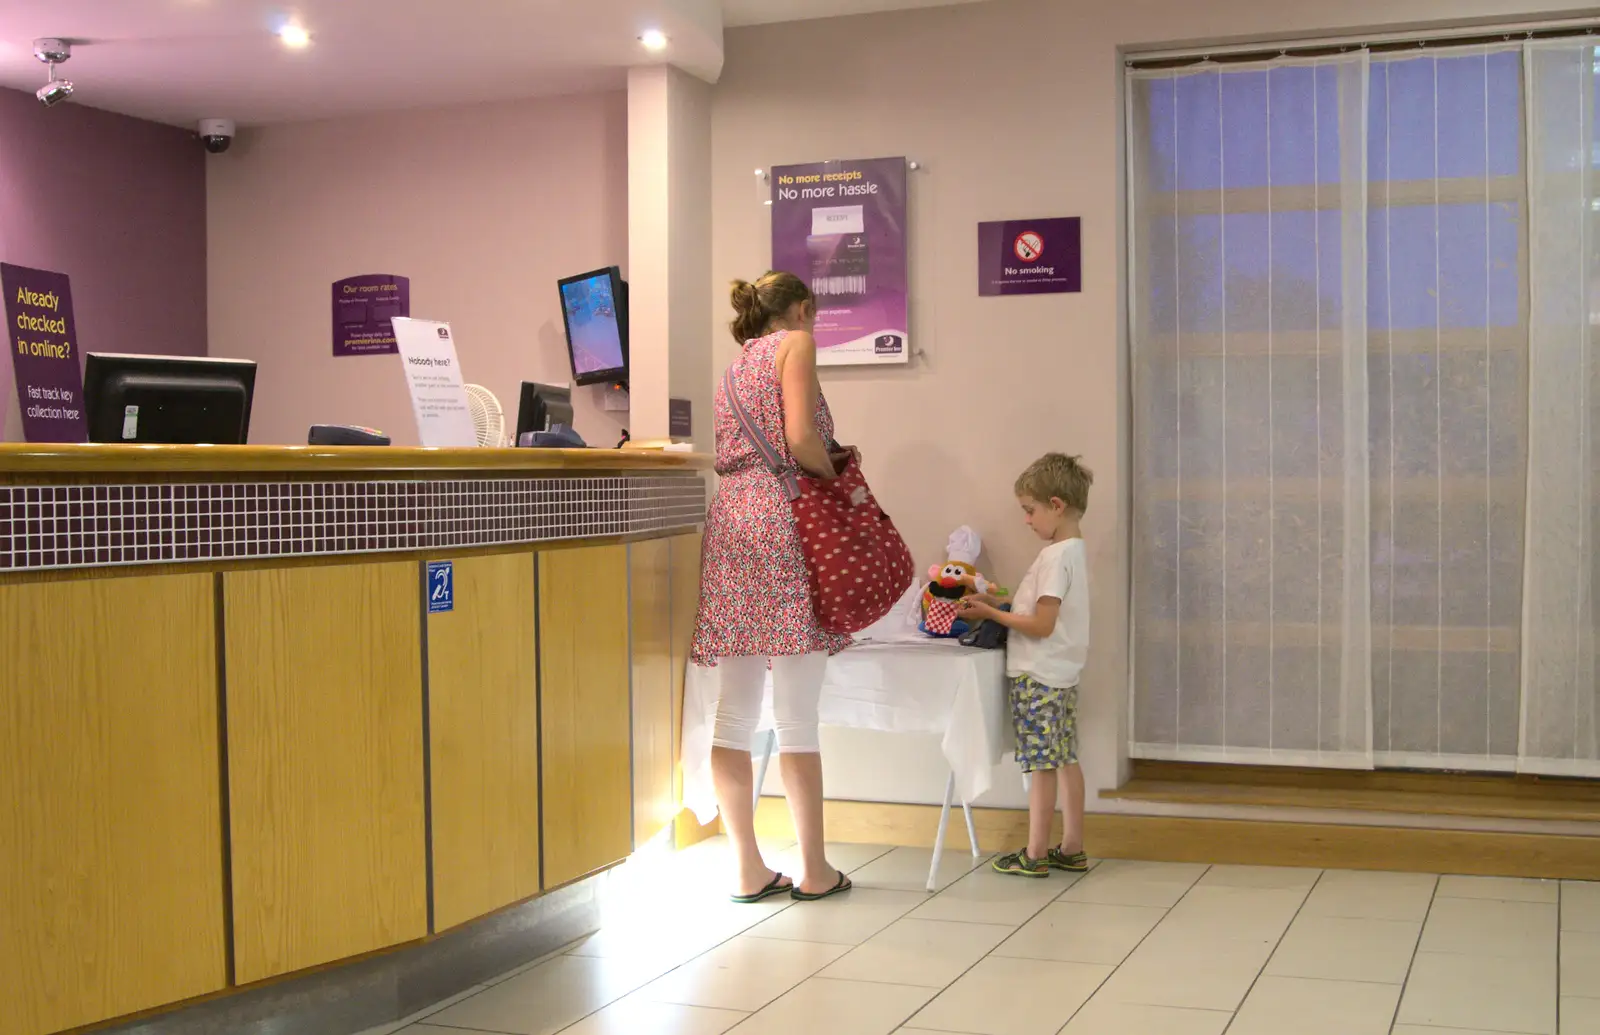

{"left": 1130, "top": 40, "right": 1600, "bottom": 774}
{"left": 1129, "top": 56, "right": 1373, "bottom": 766}
{"left": 1367, "top": 47, "right": 1527, "bottom": 771}
{"left": 1521, "top": 42, "right": 1600, "bottom": 777}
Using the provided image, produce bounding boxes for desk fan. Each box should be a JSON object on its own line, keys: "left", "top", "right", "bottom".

{"left": 464, "top": 384, "right": 506, "bottom": 447}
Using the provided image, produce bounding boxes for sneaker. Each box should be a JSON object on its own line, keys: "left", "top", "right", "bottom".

{"left": 992, "top": 850, "right": 1049, "bottom": 878}
{"left": 1048, "top": 848, "right": 1089, "bottom": 872}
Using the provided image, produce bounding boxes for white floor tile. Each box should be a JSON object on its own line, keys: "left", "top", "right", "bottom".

{"left": 907, "top": 863, "right": 1071, "bottom": 925}
{"left": 1057, "top": 997, "right": 1232, "bottom": 1035}
{"left": 1197, "top": 864, "right": 1321, "bottom": 891}
{"left": 1228, "top": 975, "right": 1400, "bottom": 1035}
{"left": 1300, "top": 870, "right": 1437, "bottom": 922}
{"left": 1419, "top": 896, "right": 1559, "bottom": 960}
{"left": 745, "top": 887, "right": 926, "bottom": 946}
{"left": 993, "top": 901, "right": 1168, "bottom": 965}
{"left": 849, "top": 846, "right": 985, "bottom": 892}
{"left": 1398, "top": 951, "right": 1557, "bottom": 1035}
{"left": 1562, "top": 995, "right": 1600, "bottom": 1034}
{"left": 574, "top": 895, "right": 791, "bottom": 964}
{"left": 1265, "top": 912, "right": 1421, "bottom": 984}
{"left": 1157, "top": 884, "right": 1308, "bottom": 943}
{"left": 372, "top": 855, "right": 1582, "bottom": 1035}
{"left": 818, "top": 917, "right": 1013, "bottom": 988}
{"left": 633, "top": 935, "right": 847, "bottom": 1012}
{"left": 767, "top": 842, "right": 898, "bottom": 879}
{"left": 555, "top": 996, "right": 748, "bottom": 1035}
{"left": 425, "top": 954, "right": 662, "bottom": 1035}
{"left": 1562, "top": 931, "right": 1600, "bottom": 994}
{"left": 1058, "top": 861, "right": 1206, "bottom": 909}
{"left": 1437, "top": 874, "right": 1561, "bottom": 904}
{"left": 1094, "top": 927, "right": 1273, "bottom": 1011}
{"left": 908, "top": 957, "right": 1112, "bottom": 1035}
{"left": 734, "top": 976, "right": 935, "bottom": 1035}
{"left": 1567, "top": 882, "right": 1600, "bottom": 934}
{"left": 1092, "top": 860, "right": 1212, "bottom": 882}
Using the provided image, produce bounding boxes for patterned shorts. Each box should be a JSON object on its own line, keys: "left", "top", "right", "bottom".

{"left": 1009, "top": 676, "right": 1079, "bottom": 772}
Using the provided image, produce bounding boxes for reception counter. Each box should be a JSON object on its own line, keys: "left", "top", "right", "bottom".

{"left": 0, "top": 444, "right": 709, "bottom": 1035}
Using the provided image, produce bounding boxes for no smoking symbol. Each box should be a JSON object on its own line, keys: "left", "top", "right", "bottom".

{"left": 1013, "top": 231, "right": 1044, "bottom": 263}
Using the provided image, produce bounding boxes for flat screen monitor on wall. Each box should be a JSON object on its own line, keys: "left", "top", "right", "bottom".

{"left": 557, "top": 266, "right": 628, "bottom": 386}
{"left": 83, "top": 353, "right": 256, "bottom": 445}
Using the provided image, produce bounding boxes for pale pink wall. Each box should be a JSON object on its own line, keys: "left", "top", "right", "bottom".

{"left": 716, "top": 0, "right": 1574, "bottom": 811}
{"left": 207, "top": 92, "right": 629, "bottom": 447}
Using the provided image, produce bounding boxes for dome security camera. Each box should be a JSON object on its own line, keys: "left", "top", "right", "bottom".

{"left": 198, "top": 118, "right": 236, "bottom": 154}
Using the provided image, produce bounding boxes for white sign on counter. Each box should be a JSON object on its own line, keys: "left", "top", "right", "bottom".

{"left": 391, "top": 317, "right": 478, "bottom": 448}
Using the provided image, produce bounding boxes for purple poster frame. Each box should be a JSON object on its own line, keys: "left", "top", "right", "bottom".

{"left": 2, "top": 263, "right": 88, "bottom": 442}
{"left": 977, "top": 217, "right": 1082, "bottom": 296}
{"left": 770, "top": 157, "right": 908, "bottom": 366}
{"left": 333, "top": 274, "right": 410, "bottom": 356}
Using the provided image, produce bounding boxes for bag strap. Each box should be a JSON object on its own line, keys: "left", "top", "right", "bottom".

{"left": 723, "top": 365, "right": 801, "bottom": 500}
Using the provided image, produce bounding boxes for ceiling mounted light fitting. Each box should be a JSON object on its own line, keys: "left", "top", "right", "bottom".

{"left": 33, "top": 38, "right": 74, "bottom": 108}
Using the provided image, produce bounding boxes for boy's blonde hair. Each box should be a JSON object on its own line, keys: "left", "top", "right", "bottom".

{"left": 1015, "top": 453, "right": 1093, "bottom": 514}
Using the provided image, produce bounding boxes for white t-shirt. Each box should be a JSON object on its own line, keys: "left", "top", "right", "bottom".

{"left": 1006, "top": 538, "right": 1089, "bottom": 689}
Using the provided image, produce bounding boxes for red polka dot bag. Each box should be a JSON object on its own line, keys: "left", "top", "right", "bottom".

{"left": 723, "top": 367, "right": 915, "bottom": 635}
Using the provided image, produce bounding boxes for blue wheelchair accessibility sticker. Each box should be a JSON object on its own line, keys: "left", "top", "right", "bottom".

{"left": 427, "top": 561, "right": 454, "bottom": 614}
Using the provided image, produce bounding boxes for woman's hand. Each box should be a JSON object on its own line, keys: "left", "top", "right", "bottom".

{"left": 964, "top": 593, "right": 1000, "bottom": 609}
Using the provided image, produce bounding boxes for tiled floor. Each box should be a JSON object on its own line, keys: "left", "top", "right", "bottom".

{"left": 368, "top": 838, "right": 1600, "bottom": 1035}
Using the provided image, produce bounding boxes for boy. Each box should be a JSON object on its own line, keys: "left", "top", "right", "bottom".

{"left": 957, "top": 453, "right": 1092, "bottom": 877}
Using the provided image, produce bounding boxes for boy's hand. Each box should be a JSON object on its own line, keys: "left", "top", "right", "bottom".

{"left": 956, "top": 598, "right": 997, "bottom": 621}
{"left": 964, "top": 593, "right": 999, "bottom": 609}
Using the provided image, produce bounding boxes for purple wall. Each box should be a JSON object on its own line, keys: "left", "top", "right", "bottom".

{"left": 0, "top": 87, "right": 206, "bottom": 440}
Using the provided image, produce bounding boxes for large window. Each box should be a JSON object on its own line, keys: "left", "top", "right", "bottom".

{"left": 1129, "top": 41, "right": 1600, "bottom": 775}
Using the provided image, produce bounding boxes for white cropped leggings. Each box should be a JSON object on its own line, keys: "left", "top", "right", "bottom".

{"left": 711, "top": 653, "right": 828, "bottom": 754}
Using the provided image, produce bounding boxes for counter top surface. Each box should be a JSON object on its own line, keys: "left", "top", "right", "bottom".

{"left": 0, "top": 444, "right": 712, "bottom": 476}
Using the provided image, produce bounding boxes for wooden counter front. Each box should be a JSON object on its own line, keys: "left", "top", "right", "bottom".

{"left": 0, "top": 446, "right": 708, "bottom": 1035}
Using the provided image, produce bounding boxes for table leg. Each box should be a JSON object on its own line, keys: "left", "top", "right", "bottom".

{"left": 753, "top": 730, "right": 776, "bottom": 810}
{"left": 928, "top": 771, "right": 956, "bottom": 892}
{"left": 962, "top": 798, "right": 980, "bottom": 859}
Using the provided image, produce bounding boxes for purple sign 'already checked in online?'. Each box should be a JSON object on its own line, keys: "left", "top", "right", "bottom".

{"left": 2, "top": 263, "right": 87, "bottom": 442}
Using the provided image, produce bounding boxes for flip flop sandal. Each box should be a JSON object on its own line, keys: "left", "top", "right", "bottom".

{"left": 730, "top": 872, "right": 792, "bottom": 904}
{"left": 791, "top": 871, "right": 853, "bottom": 902}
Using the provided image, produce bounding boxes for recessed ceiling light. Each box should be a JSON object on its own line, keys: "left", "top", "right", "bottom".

{"left": 278, "top": 24, "right": 311, "bottom": 49}
{"left": 639, "top": 29, "right": 668, "bottom": 52}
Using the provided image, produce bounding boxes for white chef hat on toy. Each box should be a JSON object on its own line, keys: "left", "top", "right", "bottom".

{"left": 945, "top": 526, "right": 982, "bottom": 567}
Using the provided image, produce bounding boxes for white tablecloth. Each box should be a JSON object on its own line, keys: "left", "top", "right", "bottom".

{"left": 681, "top": 640, "right": 1013, "bottom": 824}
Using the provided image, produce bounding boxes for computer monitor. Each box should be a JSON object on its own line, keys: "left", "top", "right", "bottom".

{"left": 83, "top": 353, "right": 257, "bottom": 445}
{"left": 556, "top": 266, "right": 628, "bottom": 387}
{"left": 515, "top": 382, "right": 585, "bottom": 448}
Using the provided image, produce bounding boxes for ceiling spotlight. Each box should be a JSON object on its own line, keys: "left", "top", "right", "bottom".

{"left": 278, "top": 23, "right": 311, "bottom": 49}
{"left": 33, "top": 38, "right": 74, "bottom": 108}
{"left": 639, "top": 29, "right": 668, "bottom": 52}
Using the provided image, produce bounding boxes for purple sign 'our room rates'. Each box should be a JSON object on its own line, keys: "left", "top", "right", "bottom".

{"left": 770, "top": 157, "right": 908, "bottom": 366}
{"left": 2, "top": 263, "right": 88, "bottom": 442}
{"left": 978, "top": 217, "right": 1082, "bottom": 296}
{"left": 332, "top": 273, "right": 410, "bottom": 356}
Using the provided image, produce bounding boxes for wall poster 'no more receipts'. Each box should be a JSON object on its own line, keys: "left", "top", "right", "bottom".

{"left": 770, "top": 157, "right": 909, "bottom": 367}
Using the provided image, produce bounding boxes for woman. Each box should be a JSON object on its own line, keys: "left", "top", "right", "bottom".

{"left": 691, "top": 270, "right": 853, "bottom": 903}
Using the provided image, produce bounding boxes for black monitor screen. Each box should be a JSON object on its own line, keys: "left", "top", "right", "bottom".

{"left": 83, "top": 353, "right": 257, "bottom": 445}
{"left": 557, "top": 267, "right": 628, "bottom": 386}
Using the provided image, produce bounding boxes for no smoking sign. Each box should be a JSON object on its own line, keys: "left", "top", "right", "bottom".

{"left": 979, "top": 217, "right": 1080, "bottom": 296}
{"left": 1013, "top": 230, "right": 1044, "bottom": 263}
